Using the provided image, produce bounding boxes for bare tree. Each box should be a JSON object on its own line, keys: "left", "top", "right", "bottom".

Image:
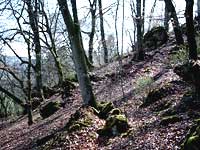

{"left": 142, "top": 0, "right": 146, "bottom": 36}
{"left": 136, "top": 0, "right": 144, "bottom": 60}
{"left": 26, "top": 32, "right": 33, "bottom": 125}
{"left": 164, "top": 0, "right": 184, "bottom": 45}
{"left": 185, "top": 0, "right": 197, "bottom": 60}
{"left": 98, "top": 0, "right": 108, "bottom": 63}
{"left": 88, "top": 0, "right": 97, "bottom": 64}
{"left": 39, "top": 2, "right": 64, "bottom": 86}
{"left": 25, "top": 0, "right": 44, "bottom": 100}
{"left": 198, "top": 0, "right": 200, "bottom": 18}
{"left": 164, "top": 2, "right": 169, "bottom": 31}
{"left": 57, "top": 0, "right": 97, "bottom": 107}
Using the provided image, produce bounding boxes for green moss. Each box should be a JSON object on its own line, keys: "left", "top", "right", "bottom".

{"left": 140, "top": 83, "right": 175, "bottom": 108}
{"left": 115, "top": 114, "right": 127, "bottom": 122}
{"left": 154, "top": 101, "right": 172, "bottom": 112}
{"left": 68, "top": 124, "right": 81, "bottom": 132}
{"left": 194, "top": 118, "right": 200, "bottom": 124}
{"left": 184, "top": 135, "right": 200, "bottom": 150}
{"left": 181, "top": 122, "right": 200, "bottom": 150}
{"left": 91, "top": 107, "right": 100, "bottom": 115}
{"left": 143, "top": 26, "right": 168, "bottom": 49}
{"left": 67, "top": 119, "right": 90, "bottom": 133}
{"left": 98, "top": 114, "right": 129, "bottom": 136}
{"left": 65, "top": 108, "right": 94, "bottom": 133}
{"left": 66, "top": 72, "right": 78, "bottom": 82}
{"left": 110, "top": 108, "right": 121, "bottom": 115}
{"left": 121, "top": 128, "right": 134, "bottom": 138}
{"left": 97, "top": 102, "right": 114, "bottom": 119}
{"left": 160, "top": 115, "right": 182, "bottom": 126}
{"left": 40, "top": 101, "right": 61, "bottom": 119}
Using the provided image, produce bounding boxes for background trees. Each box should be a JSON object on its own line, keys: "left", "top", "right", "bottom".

{"left": 0, "top": 0, "right": 199, "bottom": 122}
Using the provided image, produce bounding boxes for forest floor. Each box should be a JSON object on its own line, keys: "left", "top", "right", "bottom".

{"left": 0, "top": 35, "right": 198, "bottom": 150}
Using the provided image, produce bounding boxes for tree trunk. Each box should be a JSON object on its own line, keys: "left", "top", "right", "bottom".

{"left": 136, "top": 0, "right": 144, "bottom": 60}
{"left": 26, "top": 0, "right": 44, "bottom": 100}
{"left": 185, "top": 0, "right": 197, "bottom": 60}
{"left": 58, "top": 0, "right": 97, "bottom": 108}
{"left": 98, "top": 0, "right": 108, "bottom": 64}
{"left": 0, "top": 96, "right": 8, "bottom": 117}
{"left": 164, "top": 0, "right": 184, "bottom": 45}
{"left": 27, "top": 38, "right": 33, "bottom": 126}
{"left": 164, "top": 3, "right": 169, "bottom": 31}
{"left": 142, "top": 0, "right": 145, "bottom": 36}
{"left": 198, "top": 0, "right": 200, "bottom": 17}
{"left": 88, "top": 0, "right": 97, "bottom": 64}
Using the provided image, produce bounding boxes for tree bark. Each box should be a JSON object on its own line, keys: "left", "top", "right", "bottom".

{"left": 0, "top": 96, "right": 8, "bottom": 117}
{"left": 58, "top": 0, "right": 97, "bottom": 108}
{"left": 136, "top": 0, "right": 144, "bottom": 60}
{"left": 88, "top": 0, "right": 97, "bottom": 64}
{"left": 164, "top": 0, "right": 184, "bottom": 45}
{"left": 142, "top": 0, "right": 145, "bottom": 36}
{"left": 27, "top": 37, "right": 33, "bottom": 126}
{"left": 198, "top": 0, "right": 200, "bottom": 18}
{"left": 98, "top": 0, "right": 108, "bottom": 63}
{"left": 25, "top": 0, "right": 44, "bottom": 100}
{"left": 164, "top": 3, "right": 169, "bottom": 31}
{"left": 185, "top": 0, "right": 197, "bottom": 60}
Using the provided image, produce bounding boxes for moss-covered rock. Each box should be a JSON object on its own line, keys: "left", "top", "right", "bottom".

{"left": 160, "top": 107, "right": 177, "bottom": 117}
{"left": 185, "top": 135, "right": 200, "bottom": 149}
{"left": 40, "top": 101, "right": 61, "bottom": 119}
{"left": 97, "top": 114, "right": 129, "bottom": 136}
{"left": 68, "top": 124, "right": 81, "bottom": 132}
{"left": 65, "top": 107, "right": 93, "bottom": 133}
{"left": 154, "top": 101, "right": 171, "bottom": 112}
{"left": 140, "top": 83, "right": 174, "bottom": 107}
{"left": 143, "top": 26, "right": 168, "bottom": 49}
{"left": 174, "top": 61, "right": 200, "bottom": 101}
{"left": 181, "top": 125, "right": 200, "bottom": 150}
{"left": 109, "top": 108, "right": 122, "bottom": 115}
{"left": 97, "top": 101, "right": 115, "bottom": 119}
{"left": 181, "top": 122, "right": 200, "bottom": 150}
{"left": 160, "top": 115, "right": 182, "bottom": 126}
{"left": 174, "top": 62, "right": 200, "bottom": 87}
{"left": 32, "top": 97, "right": 42, "bottom": 110}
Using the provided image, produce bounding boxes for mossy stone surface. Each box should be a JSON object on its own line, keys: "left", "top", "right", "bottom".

{"left": 109, "top": 108, "right": 122, "bottom": 115}
{"left": 65, "top": 108, "right": 93, "bottom": 133}
{"left": 68, "top": 124, "right": 81, "bottom": 132}
{"left": 160, "top": 115, "right": 182, "bottom": 126}
{"left": 40, "top": 101, "right": 61, "bottom": 119}
{"left": 181, "top": 120, "right": 200, "bottom": 150}
{"left": 183, "top": 135, "right": 200, "bottom": 150}
{"left": 140, "top": 82, "right": 175, "bottom": 108}
{"left": 98, "top": 102, "right": 114, "bottom": 119}
{"left": 97, "top": 114, "right": 129, "bottom": 136}
{"left": 143, "top": 26, "right": 168, "bottom": 49}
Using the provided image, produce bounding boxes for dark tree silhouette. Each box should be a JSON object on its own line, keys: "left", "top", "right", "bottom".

{"left": 185, "top": 0, "right": 197, "bottom": 60}
{"left": 164, "top": 0, "right": 184, "bottom": 45}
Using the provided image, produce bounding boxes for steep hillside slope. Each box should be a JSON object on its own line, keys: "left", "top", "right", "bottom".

{"left": 0, "top": 35, "right": 198, "bottom": 150}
